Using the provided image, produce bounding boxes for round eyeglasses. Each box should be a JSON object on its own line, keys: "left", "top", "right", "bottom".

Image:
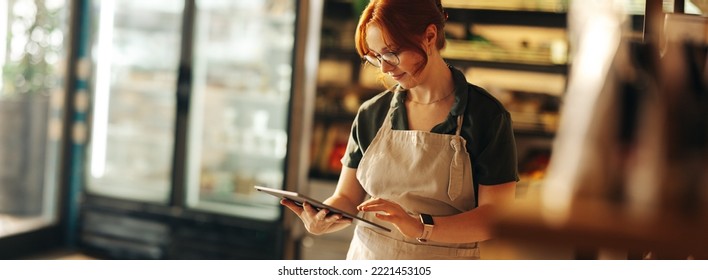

{"left": 363, "top": 52, "right": 400, "bottom": 68}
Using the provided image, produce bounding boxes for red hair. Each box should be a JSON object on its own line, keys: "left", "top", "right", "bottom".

{"left": 355, "top": 0, "right": 447, "bottom": 75}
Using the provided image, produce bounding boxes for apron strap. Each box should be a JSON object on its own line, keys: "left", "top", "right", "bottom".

{"left": 380, "top": 86, "right": 403, "bottom": 131}
{"left": 455, "top": 115, "right": 463, "bottom": 136}
{"left": 448, "top": 115, "right": 466, "bottom": 201}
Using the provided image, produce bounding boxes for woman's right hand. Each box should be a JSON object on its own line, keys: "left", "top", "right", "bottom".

{"left": 281, "top": 199, "right": 352, "bottom": 235}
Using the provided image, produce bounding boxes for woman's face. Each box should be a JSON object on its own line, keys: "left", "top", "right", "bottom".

{"left": 365, "top": 25, "right": 427, "bottom": 89}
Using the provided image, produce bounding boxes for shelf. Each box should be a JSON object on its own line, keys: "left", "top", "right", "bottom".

{"left": 442, "top": 40, "right": 568, "bottom": 74}
{"left": 445, "top": 8, "right": 567, "bottom": 28}
{"left": 442, "top": 0, "right": 568, "bottom": 13}
{"left": 448, "top": 58, "right": 568, "bottom": 74}
{"left": 493, "top": 197, "right": 708, "bottom": 258}
{"left": 320, "top": 47, "right": 360, "bottom": 60}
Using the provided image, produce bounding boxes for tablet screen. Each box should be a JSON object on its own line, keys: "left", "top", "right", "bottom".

{"left": 254, "top": 185, "right": 391, "bottom": 232}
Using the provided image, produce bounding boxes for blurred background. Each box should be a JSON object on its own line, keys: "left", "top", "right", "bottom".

{"left": 0, "top": 0, "right": 706, "bottom": 260}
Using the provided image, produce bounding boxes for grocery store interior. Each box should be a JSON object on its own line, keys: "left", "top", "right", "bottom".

{"left": 0, "top": 0, "right": 707, "bottom": 260}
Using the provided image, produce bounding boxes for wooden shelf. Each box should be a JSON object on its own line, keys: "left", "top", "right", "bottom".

{"left": 493, "top": 197, "right": 708, "bottom": 259}
{"left": 446, "top": 8, "right": 567, "bottom": 28}
{"left": 446, "top": 58, "right": 568, "bottom": 74}
{"left": 319, "top": 47, "right": 360, "bottom": 60}
{"left": 442, "top": 0, "right": 568, "bottom": 13}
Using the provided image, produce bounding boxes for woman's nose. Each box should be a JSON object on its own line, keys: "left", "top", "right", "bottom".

{"left": 379, "top": 60, "right": 395, "bottom": 73}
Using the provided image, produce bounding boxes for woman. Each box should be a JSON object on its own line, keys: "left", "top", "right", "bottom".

{"left": 283, "top": 0, "right": 519, "bottom": 260}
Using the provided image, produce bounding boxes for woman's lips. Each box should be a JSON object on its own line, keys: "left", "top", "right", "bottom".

{"left": 390, "top": 72, "right": 405, "bottom": 80}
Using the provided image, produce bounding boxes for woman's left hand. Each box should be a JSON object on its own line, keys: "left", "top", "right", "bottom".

{"left": 357, "top": 197, "right": 422, "bottom": 239}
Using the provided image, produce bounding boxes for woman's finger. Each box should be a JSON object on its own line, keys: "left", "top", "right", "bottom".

{"left": 358, "top": 197, "right": 386, "bottom": 205}
{"left": 315, "top": 208, "right": 329, "bottom": 221}
{"left": 302, "top": 202, "right": 330, "bottom": 223}
{"left": 281, "top": 199, "right": 303, "bottom": 215}
{"left": 302, "top": 201, "right": 319, "bottom": 217}
{"left": 359, "top": 203, "right": 388, "bottom": 212}
{"left": 358, "top": 200, "right": 398, "bottom": 212}
{"left": 331, "top": 217, "right": 353, "bottom": 226}
{"left": 323, "top": 214, "right": 345, "bottom": 224}
{"left": 374, "top": 212, "right": 395, "bottom": 222}
{"left": 357, "top": 197, "right": 389, "bottom": 211}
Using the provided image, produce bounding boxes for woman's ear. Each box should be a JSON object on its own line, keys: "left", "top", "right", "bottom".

{"left": 424, "top": 24, "right": 438, "bottom": 53}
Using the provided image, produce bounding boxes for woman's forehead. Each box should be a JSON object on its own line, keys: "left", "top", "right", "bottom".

{"left": 365, "top": 24, "right": 396, "bottom": 54}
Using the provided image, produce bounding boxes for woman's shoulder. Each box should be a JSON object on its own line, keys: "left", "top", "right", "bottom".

{"left": 465, "top": 83, "right": 510, "bottom": 117}
{"left": 448, "top": 65, "right": 508, "bottom": 117}
{"left": 356, "top": 88, "right": 395, "bottom": 119}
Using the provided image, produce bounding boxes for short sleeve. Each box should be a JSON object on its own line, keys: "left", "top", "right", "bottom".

{"left": 341, "top": 114, "right": 363, "bottom": 168}
{"left": 474, "top": 111, "right": 520, "bottom": 185}
{"left": 338, "top": 91, "right": 393, "bottom": 169}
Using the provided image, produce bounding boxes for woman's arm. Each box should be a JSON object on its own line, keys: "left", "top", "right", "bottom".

{"left": 358, "top": 181, "right": 516, "bottom": 243}
{"left": 324, "top": 167, "right": 369, "bottom": 213}
{"left": 429, "top": 182, "right": 516, "bottom": 243}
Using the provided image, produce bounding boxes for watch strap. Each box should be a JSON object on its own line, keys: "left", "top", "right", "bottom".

{"left": 417, "top": 214, "right": 434, "bottom": 243}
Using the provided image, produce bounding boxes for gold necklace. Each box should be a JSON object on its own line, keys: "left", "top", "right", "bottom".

{"left": 407, "top": 89, "right": 454, "bottom": 105}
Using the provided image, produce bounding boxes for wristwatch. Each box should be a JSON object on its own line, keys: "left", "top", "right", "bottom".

{"left": 417, "top": 213, "right": 434, "bottom": 243}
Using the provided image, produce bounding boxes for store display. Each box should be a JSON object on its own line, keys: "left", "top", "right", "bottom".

{"left": 443, "top": 25, "right": 568, "bottom": 65}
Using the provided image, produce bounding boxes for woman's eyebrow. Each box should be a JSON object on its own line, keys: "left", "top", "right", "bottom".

{"left": 368, "top": 47, "right": 394, "bottom": 55}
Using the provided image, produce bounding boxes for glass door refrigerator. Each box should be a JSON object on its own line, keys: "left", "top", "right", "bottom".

{"left": 0, "top": 0, "right": 74, "bottom": 258}
{"left": 79, "top": 0, "right": 320, "bottom": 259}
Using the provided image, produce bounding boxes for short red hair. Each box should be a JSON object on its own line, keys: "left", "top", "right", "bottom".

{"left": 355, "top": 0, "right": 447, "bottom": 75}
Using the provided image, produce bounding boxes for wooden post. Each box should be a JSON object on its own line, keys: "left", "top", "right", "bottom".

{"left": 644, "top": 0, "right": 663, "bottom": 44}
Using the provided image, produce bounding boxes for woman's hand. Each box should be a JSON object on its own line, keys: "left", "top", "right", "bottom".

{"left": 281, "top": 199, "right": 352, "bottom": 235}
{"left": 357, "top": 197, "right": 423, "bottom": 239}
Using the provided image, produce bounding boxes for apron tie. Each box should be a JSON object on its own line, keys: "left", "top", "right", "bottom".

{"left": 447, "top": 115, "right": 467, "bottom": 201}
{"left": 448, "top": 136, "right": 465, "bottom": 201}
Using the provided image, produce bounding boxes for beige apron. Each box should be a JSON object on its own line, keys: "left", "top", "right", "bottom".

{"left": 347, "top": 92, "right": 479, "bottom": 260}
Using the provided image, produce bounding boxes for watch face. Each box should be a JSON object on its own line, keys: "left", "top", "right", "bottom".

{"left": 420, "top": 214, "right": 434, "bottom": 225}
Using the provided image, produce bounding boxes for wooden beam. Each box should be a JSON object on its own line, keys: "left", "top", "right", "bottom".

{"left": 644, "top": 0, "right": 663, "bottom": 43}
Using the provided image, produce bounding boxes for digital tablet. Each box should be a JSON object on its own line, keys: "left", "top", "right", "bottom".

{"left": 254, "top": 185, "right": 391, "bottom": 232}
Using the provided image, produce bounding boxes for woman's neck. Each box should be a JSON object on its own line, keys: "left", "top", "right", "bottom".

{"left": 407, "top": 58, "right": 454, "bottom": 103}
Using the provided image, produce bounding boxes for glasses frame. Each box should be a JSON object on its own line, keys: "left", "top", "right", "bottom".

{"left": 362, "top": 51, "right": 400, "bottom": 68}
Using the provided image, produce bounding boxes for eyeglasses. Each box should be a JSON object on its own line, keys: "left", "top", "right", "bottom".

{"left": 362, "top": 52, "right": 400, "bottom": 68}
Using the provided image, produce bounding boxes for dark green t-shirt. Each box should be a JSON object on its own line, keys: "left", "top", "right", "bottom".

{"left": 341, "top": 65, "right": 519, "bottom": 202}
